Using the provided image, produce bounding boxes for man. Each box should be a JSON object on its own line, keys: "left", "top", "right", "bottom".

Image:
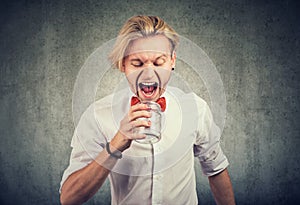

{"left": 60, "top": 15, "right": 235, "bottom": 205}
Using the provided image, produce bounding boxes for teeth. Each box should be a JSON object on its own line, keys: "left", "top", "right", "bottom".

{"left": 141, "top": 82, "right": 156, "bottom": 86}
{"left": 139, "top": 82, "right": 158, "bottom": 87}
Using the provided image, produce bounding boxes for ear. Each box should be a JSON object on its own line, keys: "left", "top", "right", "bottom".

{"left": 171, "top": 51, "right": 176, "bottom": 68}
{"left": 120, "top": 60, "right": 125, "bottom": 72}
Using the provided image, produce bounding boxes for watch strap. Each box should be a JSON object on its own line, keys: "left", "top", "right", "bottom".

{"left": 106, "top": 142, "right": 122, "bottom": 159}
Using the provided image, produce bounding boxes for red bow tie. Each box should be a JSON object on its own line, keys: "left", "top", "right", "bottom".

{"left": 131, "top": 96, "right": 166, "bottom": 112}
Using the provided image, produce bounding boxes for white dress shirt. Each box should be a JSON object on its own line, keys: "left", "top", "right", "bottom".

{"left": 60, "top": 86, "right": 229, "bottom": 205}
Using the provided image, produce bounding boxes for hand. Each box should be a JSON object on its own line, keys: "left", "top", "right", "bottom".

{"left": 110, "top": 103, "right": 151, "bottom": 151}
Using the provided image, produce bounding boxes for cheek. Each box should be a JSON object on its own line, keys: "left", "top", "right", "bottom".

{"left": 124, "top": 68, "right": 137, "bottom": 79}
{"left": 125, "top": 69, "right": 142, "bottom": 86}
{"left": 155, "top": 69, "right": 172, "bottom": 86}
{"left": 124, "top": 69, "right": 130, "bottom": 76}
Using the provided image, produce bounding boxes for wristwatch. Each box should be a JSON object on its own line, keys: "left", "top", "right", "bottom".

{"left": 106, "top": 142, "right": 122, "bottom": 159}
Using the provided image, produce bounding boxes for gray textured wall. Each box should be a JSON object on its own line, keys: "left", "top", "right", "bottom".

{"left": 0, "top": 0, "right": 299, "bottom": 204}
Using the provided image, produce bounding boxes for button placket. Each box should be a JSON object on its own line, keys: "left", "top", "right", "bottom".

{"left": 152, "top": 173, "right": 163, "bottom": 205}
{"left": 152, "top": 144, "right": 163, "bottom": 205}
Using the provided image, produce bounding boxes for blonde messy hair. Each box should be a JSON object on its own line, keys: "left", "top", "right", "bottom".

{"left": 109, "top": 15, "right": 179, "bottom": 71}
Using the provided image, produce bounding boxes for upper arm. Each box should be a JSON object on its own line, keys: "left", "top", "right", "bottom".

{"left": 193, "top": 98, "right": 229, "bottom": 176}
{"left": 60, "top": 103, "right": 107, "bottom": 192}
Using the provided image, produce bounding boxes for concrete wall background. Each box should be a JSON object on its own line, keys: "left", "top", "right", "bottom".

{"left": 0, "top": 0, "right": 299, "bottom": 204}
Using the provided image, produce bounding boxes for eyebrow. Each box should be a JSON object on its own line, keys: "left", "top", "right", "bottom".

{"left": 155, "top": 54, "right": 167, "bottom": 60}
{"left": 129, "top": 54, "right": 167, "bottom": 62}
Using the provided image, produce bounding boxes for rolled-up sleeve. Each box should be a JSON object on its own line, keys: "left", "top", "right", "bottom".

{"left": 194, "top": 98, "right": 229, "bottom": 176}
{"left": 59, "top": 103, "right": 106, "bottom": 192}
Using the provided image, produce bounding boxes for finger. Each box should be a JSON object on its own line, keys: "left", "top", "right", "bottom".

{"left": 130, "top": 119, "right": 151, "bottom": 129}
{"left": 120, "top": 120, "right": 150, "bottom": 135}
{"left": 119, "top": 124, "right": 148, "bottom": 140}
{"left": 133, "top": 133, "right": 147, "bottom": 140}
{"left": 130, "top": 103, "right": 151, "bottom": 112}
{"left": 129, "top": 110, "right": 152, "bottom": 121}
{"left": 126, "top": 132, "right": 147, "bottom": 140}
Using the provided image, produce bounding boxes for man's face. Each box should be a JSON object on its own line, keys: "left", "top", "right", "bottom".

{"left": 122, "top": 35, "right": 176, "bottom": 102}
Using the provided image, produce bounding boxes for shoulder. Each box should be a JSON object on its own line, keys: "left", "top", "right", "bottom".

{"left": 93, "top": 89, "right": 130, "bottom": 134}
{"left": 167, "top": 86, "right": 208, "bottom": 110}
{"left": 77, "top": 88, "right": 130, "bottom": 128}
{"left": 93, "top": 88, "right": 130, "bottom": 112}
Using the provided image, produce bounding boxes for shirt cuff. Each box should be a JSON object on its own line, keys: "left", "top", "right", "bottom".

{"left": 198, "top": 147, "right": 229, "bottom": 176}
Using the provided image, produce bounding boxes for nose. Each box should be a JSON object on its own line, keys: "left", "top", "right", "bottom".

{"left": 142, "top": 67, "right": 155, "bottom": 80}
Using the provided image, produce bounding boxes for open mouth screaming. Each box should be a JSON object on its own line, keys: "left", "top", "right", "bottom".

{"left": 138, "top": 82, "right": 159, "bottom": 99}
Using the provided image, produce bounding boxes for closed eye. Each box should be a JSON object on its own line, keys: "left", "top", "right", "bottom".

{"left": 131, "top": 59, "right": 143, "bottom": 67}
{"left": 154, "top": 57, "right": 166, "bottom": 66}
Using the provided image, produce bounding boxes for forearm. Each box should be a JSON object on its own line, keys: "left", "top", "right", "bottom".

{"left": 60, "top": 103, "right": 147, "bottom": 205}
{"left": 60, "top": 148, "right": 118, "bottom": 205}
{"left": 208, "top": 168, "right": 235, "bottom": 205}
{"left": 60, "top": 131, "right": 131, "bottom": 205}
